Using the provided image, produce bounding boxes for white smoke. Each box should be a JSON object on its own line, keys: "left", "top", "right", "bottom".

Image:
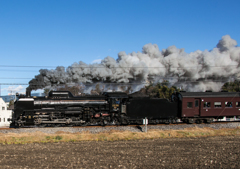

{"left": 29, "top": 35, "right": 240, "bottom": 92}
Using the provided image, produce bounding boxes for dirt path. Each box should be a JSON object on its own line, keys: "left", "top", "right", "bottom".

{"left": 0, "top": 136, "right": 239, "bottom": 168}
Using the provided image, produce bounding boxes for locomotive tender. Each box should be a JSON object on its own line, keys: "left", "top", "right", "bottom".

{"left": 10, "top": 90, "right": 240, "bottom": 127}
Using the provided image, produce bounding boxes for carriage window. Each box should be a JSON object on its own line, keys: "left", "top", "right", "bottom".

{"left": 225, "top": 102, "right": 233, "bottom": 107}
{"left": 187, "top": 102, "right": 193, "bottom": 108}
{"left": 204, "top": 102, "right": 211, "bottom": 108}
{"left": 3, "top": 118, "right": 5, "bottom": 122}
{"left": 0, "top": 118, "right": 1, "bottom": 122}
{"left": 195, "top": 100, "right": 199, "bottom": 107}
{"left": 214, "top": 102, "right": 222, "bottom": 108}
{"left": 2, "top": 107, "right": 5, "bottom": 110}
{"left": 236, "top": 102, "right": 240, "bottom": 107}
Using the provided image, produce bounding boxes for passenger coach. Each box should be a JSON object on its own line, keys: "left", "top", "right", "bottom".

{"left": 177, "top": 92, "right": 240, "bottom": 123}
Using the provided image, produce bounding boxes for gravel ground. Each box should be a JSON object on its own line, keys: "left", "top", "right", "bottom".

{"left": 0, "top": 136, "right": 239, "bottom": 168}
{"left": 0, "top": 122, "right": 240, "bottom": 134}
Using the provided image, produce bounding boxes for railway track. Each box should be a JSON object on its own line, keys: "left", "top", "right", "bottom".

{"left": 0, "top": 121, "right": 239, "bottom": 130}
{"left": 73, "top": 120, "right": 240, "bottom": 127}
{"left": 0, "top": 121, "right": 239, "bottom": 135}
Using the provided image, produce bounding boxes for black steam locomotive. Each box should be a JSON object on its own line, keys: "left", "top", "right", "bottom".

{"left": 10, "top": 90, "right": 178, "bottom": 127}
{"left": 10, "top": 90, "right": 240, "bottom": 127}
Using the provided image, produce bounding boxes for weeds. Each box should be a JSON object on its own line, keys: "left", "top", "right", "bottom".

{"left": 55, "top": 136, "right": 63, "bottom": 140}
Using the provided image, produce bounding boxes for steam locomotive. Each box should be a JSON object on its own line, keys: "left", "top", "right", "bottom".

{"left": 10, "top": 90, "right": 240, "bottom": 127}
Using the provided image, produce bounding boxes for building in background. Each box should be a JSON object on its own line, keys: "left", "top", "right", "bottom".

{"left": 0, "top": 92, "right": 45, "bottom": 107}
{"left": 0, "top": 95, "right": 16, "bottom": 107}
{"left": 0, "top": 98, "right": 12, "bottom": 127}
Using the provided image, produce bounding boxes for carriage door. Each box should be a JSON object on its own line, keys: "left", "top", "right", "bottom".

{"left": 194, "top": 99, "right": 200, "bottom": 116}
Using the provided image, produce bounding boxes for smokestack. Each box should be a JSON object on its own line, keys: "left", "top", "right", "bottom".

{"left": 26, "top": 87, "right": 31, "bottom": 97}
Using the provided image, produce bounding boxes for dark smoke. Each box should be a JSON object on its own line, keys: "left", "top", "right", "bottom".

{"left": 28, "top": 35, "right": 240, "bottom": 93}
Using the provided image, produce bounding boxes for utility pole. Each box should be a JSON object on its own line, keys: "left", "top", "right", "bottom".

{"left": 143, "top": 117, "right": 148, "bottom": 133}
{"left": 145, "top": 117, "right": 147, "bottom": 132}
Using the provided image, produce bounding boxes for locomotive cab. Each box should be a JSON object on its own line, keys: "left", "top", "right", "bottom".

{"left": 103, "top": 92, "right": 128, "bottom": 114}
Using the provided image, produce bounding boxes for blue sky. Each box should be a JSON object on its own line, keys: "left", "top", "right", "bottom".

{"left": 0, "top": 0, "right": 240, "bottom": 95}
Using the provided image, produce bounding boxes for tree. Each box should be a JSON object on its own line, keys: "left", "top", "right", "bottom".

{"left": 56, "top": 84, "right": 85, "bottom": 96}
{"left": 90, "top": 83, "right": 104, "bottom": 95}
{"left": 8, "top": 99, "right": 14, "bottom": 108}
{"left": 137, "top": 80, "right": 180, "bottom": 100}
{"left": 157, "top": 85, "right": 180, "bottom": 99}
{"left": 44, "top": 88, "right": 50, "bottom": 96}
{"left": 221, "top": 80, "right": 240, "bottom": 92}
{"left": 119, "top": 85, "right": 133, "bottom": 94}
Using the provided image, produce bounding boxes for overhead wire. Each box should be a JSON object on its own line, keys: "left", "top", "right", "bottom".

{"left": 0, "top": 65, "right": 238, "bottom": 69}
{"left": 0, "top": 78, "right": 32, "bottom": 79}
{"left": 0, "top": 65, "right": 238, "bottom": 86}
{"left": 0, "top": 79, "right": 235, "bottom": 86}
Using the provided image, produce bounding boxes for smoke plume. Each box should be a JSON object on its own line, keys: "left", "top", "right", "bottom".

{"left": 29, "top": 35, "right": 240, "bottom": 92}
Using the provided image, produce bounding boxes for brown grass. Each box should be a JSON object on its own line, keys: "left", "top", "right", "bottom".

{"left": 0, "top": 127, "right": 240, "bottom": 145}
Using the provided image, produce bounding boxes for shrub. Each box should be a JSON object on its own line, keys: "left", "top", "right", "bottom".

{"left": 55, "top": 136, "right": 63, "bottom": 140}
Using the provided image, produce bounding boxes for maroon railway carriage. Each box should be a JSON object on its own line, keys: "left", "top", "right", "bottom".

{"left": 177, "top": 92, "right": 240, "bottom": 123}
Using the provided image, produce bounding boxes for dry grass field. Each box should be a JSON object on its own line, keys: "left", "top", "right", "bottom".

{"left": 0, "top": 126, "right": 240, "bottom": 144}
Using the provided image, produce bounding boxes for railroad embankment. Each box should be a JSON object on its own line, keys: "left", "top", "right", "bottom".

{"left": 0, "top": 122, "right": 240, "bottom": 144}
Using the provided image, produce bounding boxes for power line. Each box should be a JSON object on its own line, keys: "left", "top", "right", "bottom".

{"left": 0, "top": 65, "right": 57, "bottom": 68}
{"left": 0, "top": 65, "right": 238, "bottom": 69}
{"left": 0, "top": 79, "right": 234, "bottom": 86}
{"left": 0, "top": 78, "right": 32, "bottom": 79}
{"left": 0, "top": 77, "right": 229, "bottom": 80}
{"left": 0, "top": 83, "right": 28, "bottom": 85}
{"left": 0, "top": 70, "right": 40, "bottom": 72}
{"left": 0, "top": 72, "right": 237, "bottom": 82}
{"left": 0, "top": 75, "right": 237, "bottom": 84}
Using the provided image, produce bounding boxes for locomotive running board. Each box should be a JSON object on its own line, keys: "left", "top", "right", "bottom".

{"left": 40, "top": 120, "right": 86, "bottom": 124}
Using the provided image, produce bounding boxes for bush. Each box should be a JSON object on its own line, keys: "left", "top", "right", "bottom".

{"left": 55, "top": 136, "right": 63, "bottom": 140}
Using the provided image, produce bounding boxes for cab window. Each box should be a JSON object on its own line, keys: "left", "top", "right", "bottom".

{"left": 113, "top": 99, "right": 120, "bottom": 104}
